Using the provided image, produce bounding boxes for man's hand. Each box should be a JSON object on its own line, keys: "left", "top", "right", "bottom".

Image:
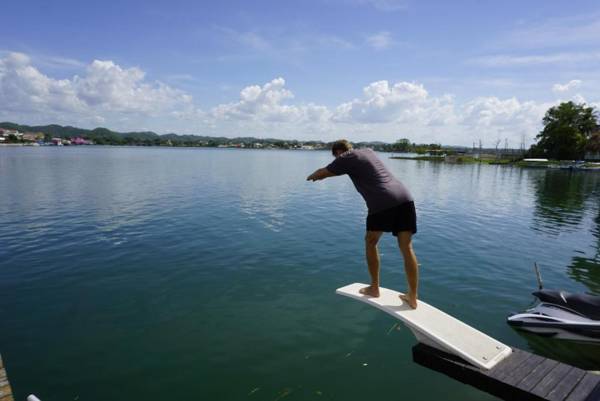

{"left": 306, "top": 171, "right": 320, "bottom": 181}
{"left": 307, "top": 168, "right": 335, "bottom": 181}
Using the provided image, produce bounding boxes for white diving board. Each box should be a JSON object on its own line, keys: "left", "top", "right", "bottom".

{"left": 336, "top": 283, "right": 512, "bottom": 370}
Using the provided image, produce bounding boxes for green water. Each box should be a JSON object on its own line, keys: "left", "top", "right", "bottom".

{"left": 1, "top": 147, "right": 599, "bottom": 400}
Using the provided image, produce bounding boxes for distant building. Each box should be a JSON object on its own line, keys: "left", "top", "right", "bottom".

{"left": 585, "top": 152, "right": 600, "bottom": 161}
{"left": 22, "top": 132, "right": 44, "bottom": 142}
{"left": 0, "top": 128, "right": 21, "bottom": 137}
{"left": 71, "top": 137, "right": 93, "bottom": 145}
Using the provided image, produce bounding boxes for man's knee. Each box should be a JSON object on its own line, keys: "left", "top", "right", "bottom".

{"left": 365, "top": 232, "right": 381, "bottom": 247}
{"left": 397, "top": 232, "right": 413, "bottom": 253}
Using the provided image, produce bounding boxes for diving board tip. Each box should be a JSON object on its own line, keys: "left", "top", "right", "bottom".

{"left": 336, "top": 283, "right": 512, "bottom": 370}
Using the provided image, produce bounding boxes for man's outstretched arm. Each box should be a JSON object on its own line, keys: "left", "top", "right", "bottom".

{"left": 307, "top": 168, "right": 336, "bottom": 181}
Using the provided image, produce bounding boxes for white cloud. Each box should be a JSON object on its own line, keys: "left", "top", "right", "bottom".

{"left": 333, "top": 80, "right": 430, "bottom": 123}
{"left": 211, "top": 77, "right": 331, "bottom": 124}
{"left": 570, "top": 93, "right": 587, "bottom": 105}
{"left": 212, "top": 78, "right": 294, "bottom": 121}
{"left": 4, "top": 51, "right": 598, "bottom": 145}
{"left": 552, "top": 79, "right": 582, "bottom": 93}
{"left": 427, "top": 95, "right": 458, "bottom": 126}
{"left": 74, "top": 60, "right": 192, "bottom": 114}
{"left": 460, "top": 97, "right": 547, "bottom": 128}
{"left": 325, "top": 81, "right": 548, "bottom": 145}
{"left": 0, "top": 52, "right": 194, "bottom": 126}
{"left": 471, "top": 52, "right": 600, "bottom": 67}
{"left": 34, "top": 55, "right": 85, "bottom": 70}
{"left": 366, "top": 31, "right": 393, "bottom": 50}
{"left": 216, "top": 26, "right": 353, "bottom": 58}
{"left": 454, "top": 96, "right": 551, "bottom": 146}
{"left": 0, "top": 52, "right": 86, "bottom": 115}
{"left": 504, "top": 14, "right": 600, "bottom": 49}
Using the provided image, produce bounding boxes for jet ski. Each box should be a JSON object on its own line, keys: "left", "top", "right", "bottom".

{"left": 507, "top": 289, "right": 600, "bottom": 343}
{"left": 507, "top": 263, "right": 600, "bottom": 343}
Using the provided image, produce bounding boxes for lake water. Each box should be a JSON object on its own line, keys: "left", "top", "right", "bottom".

{"left": 1, "top": 146, "right": 599, "bottom": 401}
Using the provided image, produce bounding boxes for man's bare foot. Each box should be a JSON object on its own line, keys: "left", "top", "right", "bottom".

{"left": 400, "top": 294, "right": 418, "bottom": 309}
{"left": 359, "top": 286, "right": 380, "bottom": 297}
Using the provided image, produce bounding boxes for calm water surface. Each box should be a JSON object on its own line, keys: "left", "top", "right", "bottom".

{"left": 1, "top": 147, "right": 599, "bottom": 401}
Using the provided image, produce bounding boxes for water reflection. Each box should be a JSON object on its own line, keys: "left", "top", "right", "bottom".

{"left": 531, "top": 171, "right": 591, "bottom": 234}
{"left": 531, "top": 170, "right": 600, "bottom": 292}
{"left": 568, "top": 208, "right": 600, "bottom": 294}
{"left": 514, "top": 331, "right": 600, "bottom": 370}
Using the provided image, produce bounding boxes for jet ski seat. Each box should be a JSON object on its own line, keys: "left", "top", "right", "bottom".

{"left": 533, "top": 289, "right": 600, "bottom": 320}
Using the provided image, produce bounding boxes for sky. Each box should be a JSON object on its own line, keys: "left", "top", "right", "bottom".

{"left": 1, "top": 0, "right": 600, "bottom": 146}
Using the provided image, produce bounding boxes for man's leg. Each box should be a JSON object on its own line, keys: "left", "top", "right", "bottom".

{"left": 359, "top": 230, "right": 383, "bottom": 297}
{"left": 397, "top": 231, "right": 419, "bottom": 309}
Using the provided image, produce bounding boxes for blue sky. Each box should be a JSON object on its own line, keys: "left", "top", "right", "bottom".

{"left": 1, "top": 0, "right": 600, "bottom": 145}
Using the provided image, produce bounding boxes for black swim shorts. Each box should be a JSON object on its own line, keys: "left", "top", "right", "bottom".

{"left": 366, "top": 201, "right": 417, "bottom": 235}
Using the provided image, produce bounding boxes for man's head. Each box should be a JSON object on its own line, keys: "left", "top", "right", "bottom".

{"left": 331, "top": 139, "right": 353, "bottom": 157}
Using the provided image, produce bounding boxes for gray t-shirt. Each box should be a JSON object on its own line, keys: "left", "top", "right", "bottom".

{"left": 326, "top": 148, "right": 413, "bottom": 214}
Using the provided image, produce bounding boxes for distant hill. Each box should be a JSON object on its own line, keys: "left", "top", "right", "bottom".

{"left": 0, "top": 122, "right": 163, "bottom": 145}
{"left": 0, "top": 122, "right": 319, "bottom": 146}
{"left": 1, "top": 121, "right": 467, "bottom": 153}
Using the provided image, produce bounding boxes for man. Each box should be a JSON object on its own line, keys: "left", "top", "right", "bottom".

{"left": 306, "top": 139, "right": 419, "bottom": 308}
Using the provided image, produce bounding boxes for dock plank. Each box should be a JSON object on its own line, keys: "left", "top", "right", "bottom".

{"left": 532, "top": 364, "right": 574, "bottom": 399}
{"left": 0, "top": 385, "right": 12, "bottom": 400}
{"left": 502, "top": 353, "right": 547, "bottom": 386}
{"left": 490, "top": 348, "right": 531, "bottom": 382}
{"left": 518, "top": 359, "right": 560, "bottom": 393}
{"left": 583, "top": 381, "right": 600, "bottom": 401}
{"left": 565, "top": 373, "right": 600, "bottom": 401}
{"left": 546, "top": 366, "right": 587, "bottom": 401}
{"left": 0, "top": 354, "right": 13, "bottom": 401}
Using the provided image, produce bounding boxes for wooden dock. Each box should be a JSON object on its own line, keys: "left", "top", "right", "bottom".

{"left": 0, "top": 354, "right": 14, "bottom": 401}
{"left": 413, "top": 343, "right": 600, "bottom": 401}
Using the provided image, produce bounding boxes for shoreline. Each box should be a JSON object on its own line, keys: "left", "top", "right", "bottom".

{"left": 390, "top": 155, "right": 600, "bottom": 170}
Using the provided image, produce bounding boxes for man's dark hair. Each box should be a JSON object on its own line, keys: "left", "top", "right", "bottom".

{"left": 331, "top": 139, "right": 353, "bottom": 155}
